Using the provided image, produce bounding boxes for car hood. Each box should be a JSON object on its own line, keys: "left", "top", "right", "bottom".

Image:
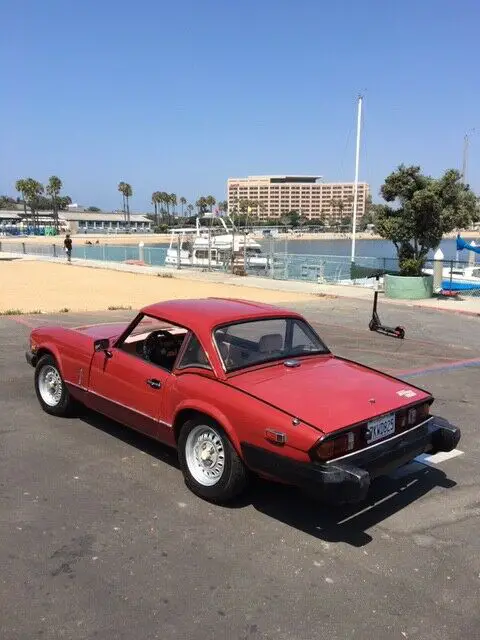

{"left": 230, "top": 355, "right": 431, "bottom": 433}
{"left": 73, "top": 322, "right": 129, "bottom": 340}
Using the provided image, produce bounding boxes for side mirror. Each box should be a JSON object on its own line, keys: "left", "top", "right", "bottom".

{"left": 94, "top": 338, "right": 111, "bottom": 354}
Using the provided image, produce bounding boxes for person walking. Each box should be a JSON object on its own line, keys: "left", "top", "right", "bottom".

{"left": 64, "top": 233, "right": 72, "bottom": 263}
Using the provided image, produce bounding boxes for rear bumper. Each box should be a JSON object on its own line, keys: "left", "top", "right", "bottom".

{"left": 241, "top": 416, "right": 461, "bottom": 504}
{"left": 25, "top": 350, "right": 37, "bottom": 367}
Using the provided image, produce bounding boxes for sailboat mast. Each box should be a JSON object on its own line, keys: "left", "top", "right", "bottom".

{"left": 462, "top": 133, "right": 469, "bottom": 184}
{"left": 350, "top": 94, "right": 363, "bottom": 263}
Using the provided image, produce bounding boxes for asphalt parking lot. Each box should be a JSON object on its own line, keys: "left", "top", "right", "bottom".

{"left": 1, "top": 298, "right": 479, "bottom": 640}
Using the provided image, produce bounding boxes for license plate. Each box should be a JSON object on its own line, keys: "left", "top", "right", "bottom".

{"left": 366, "top": 413, "right": 395, "bottom": 444}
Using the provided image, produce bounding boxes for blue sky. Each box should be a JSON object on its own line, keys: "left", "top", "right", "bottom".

{"left": 1, "top": 0, "right": 479, "bottom": 211}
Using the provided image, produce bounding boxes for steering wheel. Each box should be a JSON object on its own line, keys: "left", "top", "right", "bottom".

{"left": 142, "top": 329, "right": 173, "bottom": 363}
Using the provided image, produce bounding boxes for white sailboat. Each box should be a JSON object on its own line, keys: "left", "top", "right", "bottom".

{"left": 164, "top": 214, "right": 269, "bottom": 270}
{"left": 422, "top": 264, "right": 480, "bottom": 289}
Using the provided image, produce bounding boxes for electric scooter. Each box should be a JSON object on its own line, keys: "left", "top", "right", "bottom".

{"left": 368, "top": 274, "right": 405, "bottom": 339}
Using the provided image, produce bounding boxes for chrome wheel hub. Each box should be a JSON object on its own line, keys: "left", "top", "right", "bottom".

{"left": 185, "top": 425, "right": 225, "bottom": 486}
{"left": 38, "top": 365, "right": 63, "bottom": 407}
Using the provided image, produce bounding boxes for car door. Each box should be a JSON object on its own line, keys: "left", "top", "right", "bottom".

{"left": 87, "top": 347, "right": 175, "bottom": 446}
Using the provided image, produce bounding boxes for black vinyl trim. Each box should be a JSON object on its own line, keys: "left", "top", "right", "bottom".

{"left": 240, "top": 416, "right": 460, "bottom": 504}
{"left": 25, "top": 350, "right": 37, "bottom": 367}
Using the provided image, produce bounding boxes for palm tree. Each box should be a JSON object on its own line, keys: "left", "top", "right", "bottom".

{"left": 151, "top": 191, "right": 162, "bottom": 224}
{"left": 15, "top": 179, "right": 28, "bottom": 219}
{"left": 118, "top": 182, "right": 133, "bottom": 225}
{"left": 124, "top": 183, "right": 133, "bottom": 225}
{"left": 151, "top": 191, "right": 158, "bottom": 223}
{"left": 46, "top": 175, "right": 62, "bottom": 233}
{"left": 205, "top": 195, "right": 216, "bottom": 212}
{"left": 179, "top": 196, "right": 187, "bottom": 217}
{"left": 186, "top": 203, "right": 194, "bottom": 220}
{"left": 196, "top": 197, "right": 207, "bottom": 214}
{"left": 170, "top": 193, "right": 177, "bottom": 219}
{"left": 329, "top": 197, "right": 353, "bottom": 231}
{"left": 218, "top": 200, "right": 228, "bottom": 216}
{"left": 22, "top": 178, "right": 44, "bottom": 232}
{"left": 158, "top": 192, "right": 168, "bottom": 220}
{"left": 118, "top": 182, "right": 127, "bottom": 223}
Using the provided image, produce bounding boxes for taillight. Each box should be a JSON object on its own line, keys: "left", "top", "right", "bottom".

{"left": 397, "top": 402, "right": 430, "bottom": 433}
{"left": 313, "top": 431, "right": 355, "bottom": 461}
{"left": 417, "top": 402, "right": 430, "bottom": 421}
{"left": 312, "top": 402, "right": 431, "bottom": 462}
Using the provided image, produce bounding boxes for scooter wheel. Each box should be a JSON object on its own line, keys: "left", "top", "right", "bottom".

{"left": 395, "top": 326, "right": 405, "bottom": 339}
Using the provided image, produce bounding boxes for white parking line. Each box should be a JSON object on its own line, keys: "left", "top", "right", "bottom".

{"left": 416, "top": 449, "right": 464, "bottom": 465}
{"left": 389, "top": 449, "right": 464, "bottom": 480}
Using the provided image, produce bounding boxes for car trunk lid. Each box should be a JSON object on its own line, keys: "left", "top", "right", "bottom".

{"left": 230, "top": 355, "right": 431, "bottom": 433}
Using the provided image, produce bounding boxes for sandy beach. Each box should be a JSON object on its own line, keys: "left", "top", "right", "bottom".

{"left": 0, "top": 260, "right": 317, "bottom": 314}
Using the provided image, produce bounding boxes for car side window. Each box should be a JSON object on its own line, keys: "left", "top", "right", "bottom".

{"left": 177, "top": 334, "right": 212, "bottom": 370}
{"left": 116, "top": 314, "right": 188, "bottom": 372}
{"left": 290, "top": 320, "right": 320, "bottom": 352}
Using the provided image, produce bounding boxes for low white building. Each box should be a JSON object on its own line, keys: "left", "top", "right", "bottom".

{"left": 0, "top": 209, "right": 153, "bottom": 233}
{"left": 61, "top": 211, "right": 152, "bottom": 233}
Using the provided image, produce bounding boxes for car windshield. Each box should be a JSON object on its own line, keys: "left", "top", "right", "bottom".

{"left": 213, "top": 317, "right": 329, "bottom": 372}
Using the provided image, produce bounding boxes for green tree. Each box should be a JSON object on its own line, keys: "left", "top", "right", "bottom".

{"left": 280, "top": 210, "right": 303, "bottom": 228}
{"left": 218, "top": 200, "right": 228, "bottom": 216}
{"left": 309, "top": 217, "right": 325, "bottom": 228}
{"left": 46, "top": 175, "right": 62, "bottom": 232}
{"left": 186, "top": 203, "right": 194, "bottom": 219}
{"left": 328, "top": 197, "right": 353, "bottom": 230}
{"left": 0, "top": 195, "right": 17, "bottom": 209}
{"left": 179, "top": 196, "right": 187, "bottom": 217}
{"left": 20, "top": 178, "right": 44, "bottom": 231}
{"left": 86, "top": 206, "right": 101, "bottom": 212}
{"left": 375, "top": 165, "right": 479, "bottom": 275}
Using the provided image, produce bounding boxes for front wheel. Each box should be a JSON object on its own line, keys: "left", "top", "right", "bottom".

{"left": 177, "top": 417, "right": 248, "bottom": 503}
{"left": 34, "top": 354, "right": 76, "bottom": 416}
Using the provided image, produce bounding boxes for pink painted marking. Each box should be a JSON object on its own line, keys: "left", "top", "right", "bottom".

{"left": 391, "top": 356, "right": 480, "bottom": 376}
{"left": 11, "top": 316, "right": 37, "bottom": 329}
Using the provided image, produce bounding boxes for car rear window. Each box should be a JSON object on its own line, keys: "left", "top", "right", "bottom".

{"left": 214, "top": 317, "right": 328, "bottom": 372}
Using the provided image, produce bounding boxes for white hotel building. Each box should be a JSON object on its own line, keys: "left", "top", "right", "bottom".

{"left": 227, "top": 175, "right": 369, "bottom": 224}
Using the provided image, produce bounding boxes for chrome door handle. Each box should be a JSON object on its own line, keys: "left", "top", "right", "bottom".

{"left": 146, "top": 378, "right": 161, "bottom": 389}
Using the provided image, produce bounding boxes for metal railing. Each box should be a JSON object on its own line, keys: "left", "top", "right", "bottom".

{"left": 1, "top": 239, "right": 479, "bottom": 296}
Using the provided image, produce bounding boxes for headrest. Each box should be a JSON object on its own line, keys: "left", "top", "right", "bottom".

{"left": 258, "top": 333, "right": 283, "bottom": 353}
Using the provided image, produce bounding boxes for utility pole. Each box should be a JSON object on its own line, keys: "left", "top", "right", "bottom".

{"left": 350, "top": 94, "right": 363, "bottom": 263}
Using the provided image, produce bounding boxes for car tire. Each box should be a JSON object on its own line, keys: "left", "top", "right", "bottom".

{"left": 178, "top": 416, "right": 248, "bottom": 504}
{"left": 34, "top": 354, "right": 76, "bottom": 417}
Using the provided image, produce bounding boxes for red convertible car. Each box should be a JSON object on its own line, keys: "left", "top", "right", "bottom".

{"left": 26, "top": 298, "right": 460, "bottom": 504}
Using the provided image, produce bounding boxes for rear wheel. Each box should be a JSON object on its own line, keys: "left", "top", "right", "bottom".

{"left": 34, "top": 354, "right": 75, "bottom": 416}
{"left": 177, "top": 416, "right": 248, "bottom": 503}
